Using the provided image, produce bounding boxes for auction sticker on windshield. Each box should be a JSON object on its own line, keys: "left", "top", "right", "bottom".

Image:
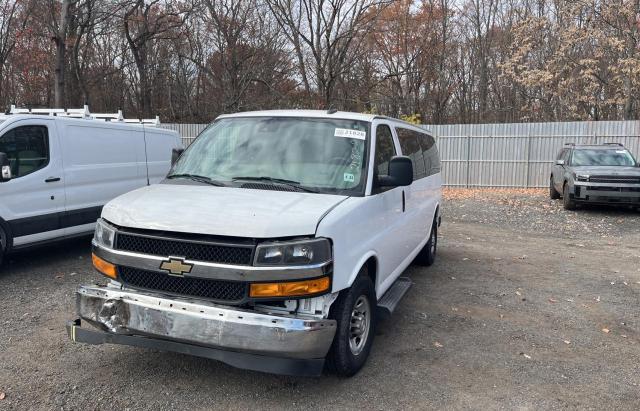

{"left": 335, "top": 128, "right": 366, "bottom": 140}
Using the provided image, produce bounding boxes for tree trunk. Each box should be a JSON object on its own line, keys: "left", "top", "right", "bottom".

{"left": 54, "top": 0, "right": 71, "bottom": 108}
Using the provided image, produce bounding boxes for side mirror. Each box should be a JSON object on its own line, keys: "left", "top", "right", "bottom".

{"left": 378, "top": 156, "right": 413, "bottom": 187}
{"left": 171, "top": 148, "right": 184, "bottom": 166}
{"left": 556, "top": 159, "right": 565, "bottom": 166}
{"left": 0, "top": 152, "right": 11, "bottom": 182}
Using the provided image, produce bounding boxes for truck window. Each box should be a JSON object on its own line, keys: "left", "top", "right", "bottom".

{"left": 0, "top": 125, "right": 49, "bottom": 178}
{"left": 374, "top": 124, "right": 396, "bottom": 177}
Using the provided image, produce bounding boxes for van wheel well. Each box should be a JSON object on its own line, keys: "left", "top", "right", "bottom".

{"left": 362, "top": 257, "right": 377, "bottom": 291}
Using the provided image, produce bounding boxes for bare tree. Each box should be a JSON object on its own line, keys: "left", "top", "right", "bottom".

{"left": 266, "top": 0, "right": 392, "bottom": 108}
{"left": 122, "top": 0, "right": 191, "bottom": 118}
{"left": 0, "top": 0, "right": 29, "bottom": 105}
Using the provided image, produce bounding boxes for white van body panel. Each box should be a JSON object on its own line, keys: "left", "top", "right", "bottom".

{"left": 0, "top": 115, "right": 180, "bottom": 250}
{"left": 102, "top": 184, "right": 348, "bottom": 239}
{"left": 57, "top": 121, "right": 148, "bottom": 226}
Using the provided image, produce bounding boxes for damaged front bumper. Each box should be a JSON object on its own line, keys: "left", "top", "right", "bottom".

{"left": 68, "top": 284, "right": 337, "bottom": 376}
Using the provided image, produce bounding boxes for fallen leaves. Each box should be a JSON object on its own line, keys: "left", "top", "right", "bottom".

{"left": 443, "top": 188, "right": 545, "bottom": 201}
{"left": 602, "top": 328, "right": 610, "bottom": 334}
{"left": 434, "top": 341, "right": 444, "bottom": 348}
{"left": 0, "top": 392, "right": 5, "bottom": 400}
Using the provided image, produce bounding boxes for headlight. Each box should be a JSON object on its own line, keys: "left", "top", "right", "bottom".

{"left": 254, "top": 238, "right": 331, "bottom": 266}
{"left": 94, "top": 218, "right": 116, "bottom": 248}
{"left": 576, "top": 174, "right": 590, "bottom": 182}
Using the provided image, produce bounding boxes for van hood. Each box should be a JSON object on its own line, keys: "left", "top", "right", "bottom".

{"left": 102, "top": 183, "right": 348, "bottom": 238}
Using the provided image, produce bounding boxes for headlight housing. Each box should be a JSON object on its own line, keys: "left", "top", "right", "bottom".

{"left": 254, "top": 238, "right": 332, "bottom": 266}
{"left": 575, "top": 174, "right": 590, "bottom": 182}
{"left": 93, "top": 218, "right": 116, "bottom": 248}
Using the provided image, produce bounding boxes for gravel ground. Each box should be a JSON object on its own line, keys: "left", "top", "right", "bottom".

{"left": 1, "top": 189, "right": 640, "bottom": 410}
{"left": 444, "top": 188, "right": 640, "bottom": 240}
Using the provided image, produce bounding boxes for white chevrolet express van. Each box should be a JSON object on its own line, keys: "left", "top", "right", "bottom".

{"left": 0, "top": 114, "right": 181, "bottom": 265}
{"left": 68, "top": 110, "right": 442, "bottom": 377}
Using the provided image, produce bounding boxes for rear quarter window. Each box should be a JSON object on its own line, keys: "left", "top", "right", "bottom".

{"left": 396, "top": 127, "right": 440, "bottom": 179}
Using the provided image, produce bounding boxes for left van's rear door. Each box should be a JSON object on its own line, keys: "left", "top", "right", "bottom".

{"left": 0, "top": 118, "right": 66, "bottom": 247}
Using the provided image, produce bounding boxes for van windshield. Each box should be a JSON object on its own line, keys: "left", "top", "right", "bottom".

{"left": 169, "top": 117, "right": 369, "bottom": 195}
{"left": 571, "top": 149, "right": 637, "bottom": 167}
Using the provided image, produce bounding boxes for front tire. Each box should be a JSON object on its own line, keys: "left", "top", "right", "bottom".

{"left": 563, "top": 183, "right": 577, "bottom": 210}
{"left": 326, "top": 274, "right": 376, "bottom": 377}
{"left": 549, "top": 177, "right": 560, "bottom": 200}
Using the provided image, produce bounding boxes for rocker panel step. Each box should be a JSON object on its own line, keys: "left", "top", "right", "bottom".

{"left": 377, "top": 277, "right": 412, "bottom": 318}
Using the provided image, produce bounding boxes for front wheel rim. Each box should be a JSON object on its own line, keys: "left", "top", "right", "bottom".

{"left": 349, "top": 295, "right": 371, "bottom": 356}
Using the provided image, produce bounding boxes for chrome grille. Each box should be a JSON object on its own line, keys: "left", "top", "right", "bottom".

{"left": 115, "top": 233, "right": 253, "bottom": 265}
{"left": 119, "top": 266, "right": 247, "bottom": 302}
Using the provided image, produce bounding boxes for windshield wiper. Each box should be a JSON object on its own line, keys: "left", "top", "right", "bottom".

{"left": 232, "top": 176, "right": 319, "bottom": 193}
{"left": 167, "top": 173, "right": 226, "bottom": 187}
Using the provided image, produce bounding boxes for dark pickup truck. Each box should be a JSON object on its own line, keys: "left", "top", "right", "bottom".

{"left": 550, "top": 143, "right": 640, "bottom": 210}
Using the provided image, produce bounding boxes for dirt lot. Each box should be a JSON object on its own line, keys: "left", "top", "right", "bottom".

{"left": 1, "top": 189, "right": 639, "bottom": 410}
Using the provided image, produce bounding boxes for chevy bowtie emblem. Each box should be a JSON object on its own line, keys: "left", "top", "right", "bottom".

{"left": 160, "top": 257, "right": 193, "bottom": 276}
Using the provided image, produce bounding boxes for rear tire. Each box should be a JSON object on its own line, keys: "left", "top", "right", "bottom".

{"left": 549, "top": 177, "right": 560, "bottom": 200}
{"left": 326, "top": 274, "right": 376, "bottom": 377}
{"left": 563, "top": 183, "right": 576, "bottom": 210}
{"left": 415, "top": 219, "right": 437, "bottom": 266}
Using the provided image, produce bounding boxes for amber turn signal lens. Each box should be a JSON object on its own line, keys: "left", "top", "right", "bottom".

{"left": 92, "top": 253, "right": 117, "bottom": 279}
{"left": 250, "top": 276, "right": 330, "bottom": 298}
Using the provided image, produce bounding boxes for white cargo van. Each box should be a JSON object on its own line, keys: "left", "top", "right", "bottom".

{"left": 68, "top": 110, "right": 442, "bottom": 377}
{"left": 0, "top": 111, "right": 181, "bottom": 265}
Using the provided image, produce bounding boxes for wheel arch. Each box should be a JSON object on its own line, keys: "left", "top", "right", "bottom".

{"left": 345, "top": 252, "right": 379, "bottom": 295}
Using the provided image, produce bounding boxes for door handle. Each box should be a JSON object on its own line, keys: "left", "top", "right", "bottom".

{"left": 402, "top": 190, "right": 406, "bottom": 212}
{"left": 45, "top": 177, "right": 61, "bottom": 183}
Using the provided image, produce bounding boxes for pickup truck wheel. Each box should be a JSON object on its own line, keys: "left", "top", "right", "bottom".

{"left": 326, "top": 274, "right": 376, "bottom": 377}
{"left": 563, "top": 183, "right": 577, "bottom": 210}
{"left": 415, "top": 220, "right": 437, "bottom": 266}
{"left": 549, "top": 177, "right": 560, "bottom": 200}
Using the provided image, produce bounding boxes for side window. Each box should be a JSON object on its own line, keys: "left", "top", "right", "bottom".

{"left": 374, "top": 124, "right": 396, "bottom": 177}
{"left": 419, "top": 133, "right": 441, "bottom": 176}
{"left": 563, "top": 149, "right": 571, "bottom": 164}
{"left": 397, "top": 128, "right": 426, "bottom": 179}
{"left": 556, "top": 149, "right": 567, "bottom": 161}
{"left": 0, "top": 125, "right": 49, "bottom": 178}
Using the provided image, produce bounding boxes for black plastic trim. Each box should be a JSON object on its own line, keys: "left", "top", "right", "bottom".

{"left": 7, "top": 205, "right": 102, "bottom": 237}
